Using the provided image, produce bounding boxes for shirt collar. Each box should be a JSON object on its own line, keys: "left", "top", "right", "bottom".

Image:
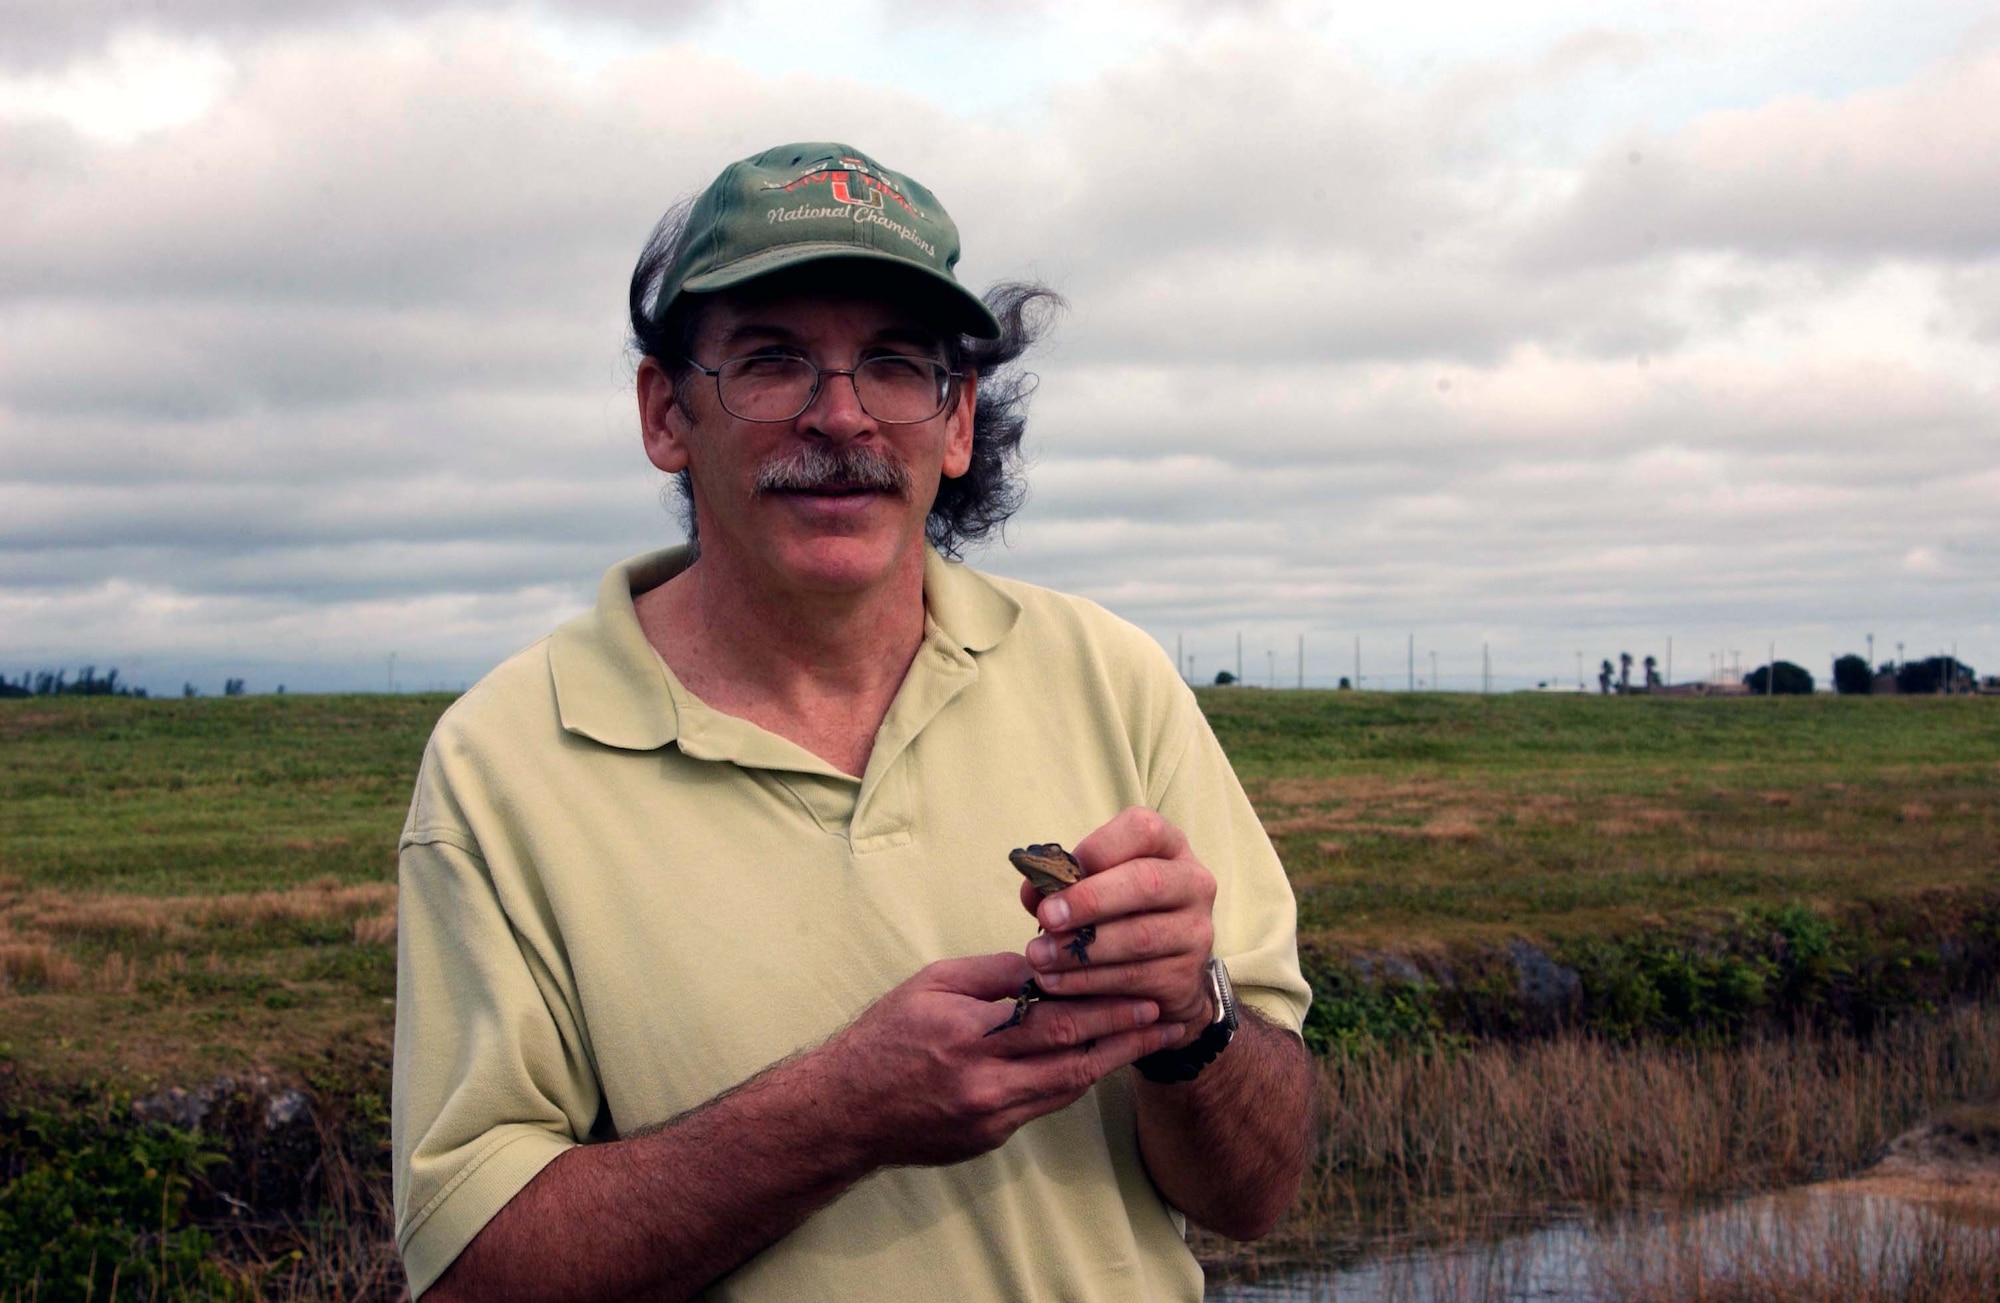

{"left": 547, "top": 544, "right": 1021, "bottom": 753}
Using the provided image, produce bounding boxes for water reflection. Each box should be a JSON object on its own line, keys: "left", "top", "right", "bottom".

{"left": 1211, "top": 1188, "right": 2000, "bottom": 1302}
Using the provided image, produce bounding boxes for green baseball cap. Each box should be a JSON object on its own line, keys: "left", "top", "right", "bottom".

{"left": 653, "top": 142, "right": 1000, "bottom": 340}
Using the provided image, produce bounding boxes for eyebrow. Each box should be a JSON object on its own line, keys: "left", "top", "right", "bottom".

{"left": 714, "top": 323, "right": 944, "bottom": 353}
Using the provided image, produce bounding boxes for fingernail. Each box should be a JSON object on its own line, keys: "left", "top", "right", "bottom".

{"left": 1039, "top": 969, "right": 1063, "bottom": 991}
{"left": 1159, "top": 1023, "right": 1185, "bottom": 1047}
{"left": 1132, "top": 1003, "right": 1158, "bottom": 1027}
{"left": 1028, "top": 937, "right": 1056, "bottom": 967}
{"left": 1043, "top": 899, "right": 1070, "bottom": 929}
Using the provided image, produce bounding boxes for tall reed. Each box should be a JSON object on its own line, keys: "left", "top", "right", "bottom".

{"left": 1207, "top": 1004, "right": 2000, "bottom": 1274}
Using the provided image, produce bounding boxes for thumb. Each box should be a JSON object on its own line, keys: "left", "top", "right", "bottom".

{"left": 920, "top": 952, "right": 1036, "bottom": 1001}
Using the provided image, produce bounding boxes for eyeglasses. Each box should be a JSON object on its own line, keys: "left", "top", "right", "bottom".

{"left": 690, "top": 354, "right": 961, "bottom": 424}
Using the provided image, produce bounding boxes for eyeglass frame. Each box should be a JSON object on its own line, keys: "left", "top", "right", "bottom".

{"left": 686, "top": 352, "right": 966, "bottom": 425}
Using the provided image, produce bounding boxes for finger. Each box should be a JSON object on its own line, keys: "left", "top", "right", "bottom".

{"left": 1018, "top": 879, "right": 1044, "bottom": 917}
{"left": 1008, "top": 1022, "right": 1188, "bottom": 1102}
{"left": 1028, "top": 911, "right": 1211, "bottom": 973}
{"left": 921, "top": 952, "right": 1037, "bottom": 1001}
{"left": 1072, "top": 807, "right": 1189, "bottom": 878}
{"left": 1038, "top": 855, "right": 1212, "bottom": 934}
{"left": 1030, "top": 956, "right": 1204, "bottom": 1008}
{"left": 985, "top": 996, "right": 1160, "bottom": 1058}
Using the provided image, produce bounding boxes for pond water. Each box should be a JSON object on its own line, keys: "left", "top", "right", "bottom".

{"left": 1209, "top": 1187, "right": 2000, "bottom": 1302}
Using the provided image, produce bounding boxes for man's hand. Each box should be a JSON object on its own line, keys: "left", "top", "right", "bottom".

{"left": 821, "top": 952, "right": 1180, "bottom": 1168}
{"left": 1018, "top": 807, "right": 1219, "bottom": 1045}
{"left": 1016, "top": 808, "right": 1314, "bottom": 1242}
{"left": 431, "top": 953, "right": 1182, "bottom": 1303}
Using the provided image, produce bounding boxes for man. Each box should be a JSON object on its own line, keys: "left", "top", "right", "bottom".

{"left": 393, "top": 142, "right": 1314, "bottom": 1301}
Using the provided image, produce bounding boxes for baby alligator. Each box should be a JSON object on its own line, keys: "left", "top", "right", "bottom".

{"left": 987, "top": 843, "right": 1097, "bottom": 1035}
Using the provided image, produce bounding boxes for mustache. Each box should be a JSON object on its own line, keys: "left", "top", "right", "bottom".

{"left": 754, "top": 444, "right": 914, "bottom": 497}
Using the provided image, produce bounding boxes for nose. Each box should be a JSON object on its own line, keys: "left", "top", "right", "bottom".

{"left": 798, "top": 367, "right": 874, "bottom": 441}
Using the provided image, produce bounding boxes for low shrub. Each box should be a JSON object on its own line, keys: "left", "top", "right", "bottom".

{"left": 0, "top": 1108, "right": 229, "bottom": 1301}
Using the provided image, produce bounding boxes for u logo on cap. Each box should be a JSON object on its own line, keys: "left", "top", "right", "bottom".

{"left": 827, "top": 172, "right": 884, "bottom": 209}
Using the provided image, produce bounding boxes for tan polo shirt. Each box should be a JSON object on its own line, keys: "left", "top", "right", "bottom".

{"left": 392, "top": 546, "right": 1309, "bottom": 1300}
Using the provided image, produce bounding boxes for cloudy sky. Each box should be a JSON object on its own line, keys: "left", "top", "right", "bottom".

{"left": 3, "top": 0, "right": 1995, "bottom": 694}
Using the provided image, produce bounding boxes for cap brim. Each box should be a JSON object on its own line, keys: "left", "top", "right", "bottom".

{"left": 682, "top": 244, "right": 1003, "bottom": 340}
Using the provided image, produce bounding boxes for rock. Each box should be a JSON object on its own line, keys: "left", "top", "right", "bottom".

{"left": 133, "top": 1077, "right": 233, "bottom": 1131}
{"left": 132, "top": 1074, "right": 312, "bottom": 1136}
{"left": 1509, "top": 940, "right": 1582, "bottom": 1025}
{"left": 1352, "top": 951, "right": 1428, "bottom": 988}
{"left": 264, "top": 1088, "right": 313, "bottom": 1132}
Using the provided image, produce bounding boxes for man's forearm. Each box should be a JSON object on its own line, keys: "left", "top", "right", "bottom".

{"left": 422, "top": 953, "right": 1174, "bottom": 1302}
{"left": 1133, "top": 1007, "right": 1315, "bottom": 1240}
{"left": 428, "top": 1050, "right": 870, "bottom": 1303}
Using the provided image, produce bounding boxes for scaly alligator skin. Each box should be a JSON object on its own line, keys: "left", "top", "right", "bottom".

{"left": 989, "top": 843, "right": 1097, "bottom": 1035}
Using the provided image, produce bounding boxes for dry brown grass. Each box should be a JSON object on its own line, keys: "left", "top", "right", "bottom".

{"left": 0, "top": 879, "right": 396, "bottom": 948}
{"left": 1308, "top": 1006, "right": 2000, "bottom": 1219}
{"left": 0, "top": 942, "right": 82, "bottom": 992}
{"left": 352, "top": 909, "right": 397, "bottom": 947}
{"left": 1197, "top": 1005, "right": 2000, "bottom": 1280}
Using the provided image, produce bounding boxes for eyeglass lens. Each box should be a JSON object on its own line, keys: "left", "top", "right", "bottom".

{"left": 717, "top": 356, "right": 949, "bottom": 423}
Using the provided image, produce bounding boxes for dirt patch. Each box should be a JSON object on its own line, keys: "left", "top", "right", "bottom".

{"left": 1817, "top": 1102, "right": 2000, "bottom": 1213}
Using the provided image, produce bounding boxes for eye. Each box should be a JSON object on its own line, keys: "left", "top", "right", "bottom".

{"left": 866, "top": 355, "right": 936, "bottom": 379}
{"left": 733, "top": 352, "right": 807, "bottom": 378}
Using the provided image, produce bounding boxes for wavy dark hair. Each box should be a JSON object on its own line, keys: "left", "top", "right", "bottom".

{"left": 627, "top": 199, "right": 1062, "bottom": 559}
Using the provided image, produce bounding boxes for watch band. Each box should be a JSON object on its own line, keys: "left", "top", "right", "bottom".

{"left": 1134, "top": 956, "right": 1239, "bottom": 1084}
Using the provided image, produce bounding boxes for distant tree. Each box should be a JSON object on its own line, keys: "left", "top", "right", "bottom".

{"left": 1643, "top": 655, "right": 1661, "bottom": 690}
{"left": 1337, "top": 677, "right": 1352, "bottom": 690}
{"left": 1744, "top": 661, "right": 1814, "bottom": 695}
{"left": 1598, "top": 660, "right": 1613, "bottom": 695}
{"left": 1213, "top": 670, "right": 1236, "bottom": 686}
{"left": 183, "top": 682, "right": 200, "bottom": 698}
{"left": 4, "top": 666, "right": 144, "bottom": 697}
{"left": 224, "top": 678, "right": 247, "bottom": 697}
{"left": 1895, "top": 656, "right": 1976, "bottom": 695}
{"left": 1832, "top": 654, "right": 1873, "bottom": 695}
{"left": 1618, "top": 652, "right": 1633, "bottom": 694}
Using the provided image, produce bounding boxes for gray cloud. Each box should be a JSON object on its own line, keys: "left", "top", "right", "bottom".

{"left": 0, "top": 0, "right": 713, "bottom": 69}
{"left": 2, "top": 10, "right": 1996, "bottom": 692}
{"left": 1521, "top": 49, "right": 2000, "bottom": 269}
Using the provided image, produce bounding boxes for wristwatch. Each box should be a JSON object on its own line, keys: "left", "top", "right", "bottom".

{"left": 1134, "top": 956, "right": 1239, "bottom": 1084}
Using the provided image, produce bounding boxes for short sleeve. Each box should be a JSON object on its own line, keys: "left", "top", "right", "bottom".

{"left": 1148, "top": 694, "right": 1311, "bottom": 1034}
{"left": 392, "top": 764, "right": 604, "bottom": 1297}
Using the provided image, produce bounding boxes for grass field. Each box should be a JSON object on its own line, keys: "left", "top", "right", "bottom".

{"left": 2, "top": 689, "right": 1997, "bottom": 1087}
{"left": 2, "top": 689, "right": 1997, "bottom": 1299}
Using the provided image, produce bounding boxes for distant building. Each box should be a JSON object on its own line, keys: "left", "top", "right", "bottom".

{"left": 1660, "top": 681, "right": 1748, "bottom": 697}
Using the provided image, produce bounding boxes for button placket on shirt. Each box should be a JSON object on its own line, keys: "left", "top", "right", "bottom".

{"left": 849, "top": 632, "right": 977, "bottom": 854}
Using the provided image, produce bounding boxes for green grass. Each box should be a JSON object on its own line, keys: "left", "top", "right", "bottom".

{"left": 3, "top": 689, "right": 1998, "bottom": 1296}
{"left": 1, "top": 689, "right": 1997, "bottom": 1083}
{"left": 0, "top": 694, "right": 437, "bottom": 895}
{"left": 1198, "top": 689, "right": 2000, "bottom": 945}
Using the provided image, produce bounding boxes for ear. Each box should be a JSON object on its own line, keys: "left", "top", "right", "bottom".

{"left": 638, "top": 358, "right": 692, "bottom": 474}
{"left": 940, "top": 370, "right": 977, "bottom": 480}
